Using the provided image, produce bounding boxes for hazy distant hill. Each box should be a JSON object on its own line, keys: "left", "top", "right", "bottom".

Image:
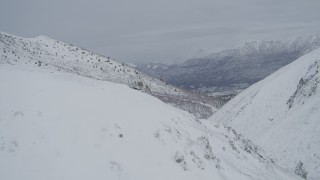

{"left": 138, "top": 34, "right": 320, "bottom": 96}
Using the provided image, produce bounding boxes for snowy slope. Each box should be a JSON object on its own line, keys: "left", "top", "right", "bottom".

{"left": 0, "top": 64, "right": 299, "bottom": 180}
{"left": 0, "top": 32, "right": 218, "bottom": 118}
{"left": 210, "top": 48, "right": 320, "bottom": 179}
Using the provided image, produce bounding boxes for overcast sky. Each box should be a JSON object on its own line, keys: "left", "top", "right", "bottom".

{"left": 1, "top": 0, "right": 320, "bottom": 64}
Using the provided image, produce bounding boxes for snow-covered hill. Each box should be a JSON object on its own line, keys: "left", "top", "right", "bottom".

{"left": 0, "top": 32, "right": 218, "bottom": 118}
{"left": 210, "top": 48, "right": 320, "bottom": 179}
{"left": 138, "top": 34, "right": 320, "bottom": 96}
{"left": 0, "top": 64, "right": 299, "bottom": 180}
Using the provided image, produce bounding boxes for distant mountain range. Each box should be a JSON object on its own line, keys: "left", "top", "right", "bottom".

{"left": 0, "top": 32, "right": 221, "bottom": 118}
{"left": 138, "top": 34, "right": 320, "bottom": 96}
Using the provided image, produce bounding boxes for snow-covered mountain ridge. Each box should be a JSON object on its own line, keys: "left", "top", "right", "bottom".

{"left": 0, "top": 64, "right": 299, "bottom": 180}
{"left": 0, "top": 32, "right": 219, "bottom": 118}
{"left": 138, "top": 34, "right": 320, "bottom": 96}
{"left": 210, "top": 47, "right": 320, "bottom": 179}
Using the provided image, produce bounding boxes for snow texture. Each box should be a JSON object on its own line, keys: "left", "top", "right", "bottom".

{"left": 0, "top": 63, "right": 300, "bottom": 180}
{"left": 210, "top": 48, "right": 320, "bottom": 179}
{"left": 0, "top": 32, "right": 218, "bottom": 118}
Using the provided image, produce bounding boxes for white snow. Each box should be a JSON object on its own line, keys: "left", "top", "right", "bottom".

{"left": 0, "top": 31, "right": 218, "bottom": 118}
{"left": 0, "top": 64, "right": 299, "bottom": 180}
{"left": 210, "top": 48, "right": 320, "bottom": 179}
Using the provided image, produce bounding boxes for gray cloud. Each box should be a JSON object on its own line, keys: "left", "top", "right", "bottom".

{"left": 1, "top": 0, "right": 320, "bottom": 64}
